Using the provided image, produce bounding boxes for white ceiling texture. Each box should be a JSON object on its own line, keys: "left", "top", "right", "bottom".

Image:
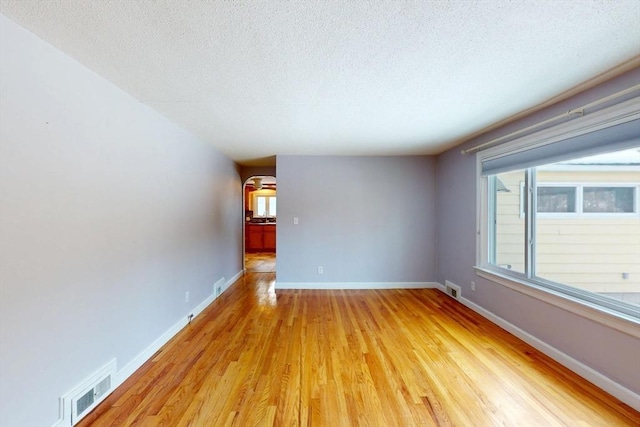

{"left": 1, "top": 1, "right": 639, "bottom": 166}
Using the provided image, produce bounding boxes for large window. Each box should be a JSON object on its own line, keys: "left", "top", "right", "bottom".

{"left": 478, "top": 101, "right": 640, "bottom": 325}
{"left": 490, "top": 152, "right": 640, "bottom": 309}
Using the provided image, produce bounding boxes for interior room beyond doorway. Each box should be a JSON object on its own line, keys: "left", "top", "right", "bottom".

{"left": 244, "top": 175, "right": 276, "bottom": 273}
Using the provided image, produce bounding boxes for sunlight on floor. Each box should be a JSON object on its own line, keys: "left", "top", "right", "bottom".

{"left": 255, "top": 278, "right": 277, "bottom": 307}
{"left": 245, "top": 252, "right": 276, "bottom": 273}
{"left": 245, "top": 253, "right": 277, "bottom": 307}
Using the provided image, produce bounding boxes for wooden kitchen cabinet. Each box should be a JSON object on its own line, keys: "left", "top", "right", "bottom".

{"left": 245, "top": 224, "right": 276, "bottom": 252}
{"left": 263, "top": 226, "right": 276, "bottom": 251}
{"left": 247, "top": 226, "right": 263, "bottom": 252}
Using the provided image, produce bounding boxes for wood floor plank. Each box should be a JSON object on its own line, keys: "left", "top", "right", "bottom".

{"left": 78, "top": 273, "right": 640, "bottom": 426}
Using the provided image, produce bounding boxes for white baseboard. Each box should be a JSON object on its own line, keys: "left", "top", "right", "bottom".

{"left": 53, "top": 325, "right": 185, "bottom": 427}
{"left": 275, "top": 281, "right": 440, "bottom": 290}
{"left": 114, "top": 272, "right": 243, "bottom": 387}
{"left": 113, "top": 314, "right": 188, "bottom": 389}
{"left": 59, "top": 271, "right": 245, "bottom": 427}
{"left": 433, "top": 285, "right": 640, "bottom": 411}
{"left": 226, "top": 270, "right": 243, "bottom": 291}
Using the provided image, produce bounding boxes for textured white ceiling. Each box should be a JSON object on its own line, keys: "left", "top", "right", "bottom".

{"left": 1, "top": 1, "right": 639, "bottom": 165}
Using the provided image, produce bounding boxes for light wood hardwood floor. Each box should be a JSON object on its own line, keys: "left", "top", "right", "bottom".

{"left": 78, "top": 273, "right": 640, "bottom": 426}
{"left": 245, "top": 252, "right": 276, "bottom": 273}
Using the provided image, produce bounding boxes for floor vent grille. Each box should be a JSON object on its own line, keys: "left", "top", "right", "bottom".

{"left": 445, "top": 280, "right": 461, "bottom": 300}
{"left": 59, "top": 359, "right": 116, "bottom": 426}
{"left": 75, "top": 389, "right": 94, "bottom": 417}
{"left": 71, "top": 370, "right": 113, "bottom": 424}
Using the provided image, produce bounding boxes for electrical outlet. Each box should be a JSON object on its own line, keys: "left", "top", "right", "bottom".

{"left": 471, "top": 281, "right": 476, "bottom": 291}
{"left": 185, "top": 291, "right": 190, "bottom": 303}
{"left": 293, "top": 217, "right": 299, "bottom": 225}
{"left": 213, "top": 278, "right": 225, "bottom": 297}
{"left": 317, "top": 266, "right": 323, "bottom": 274}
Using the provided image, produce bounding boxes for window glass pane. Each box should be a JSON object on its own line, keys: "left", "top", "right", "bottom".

{"left": 268, "top": 197, "right": 276, "bottom": 217}
{"left": 493, "top": 170, "right": 525, "bottom": 273}
{"left": 537, "top": 187, "right": 576, "bottom": 213}
{"left": 583, "top": 187, "right": 634, "bottom": 213}
{"left": 535, "top": 148, "right": 640, "bottom": 307}
{"left": 256, "top": 197, "right": 266, "bottom": 217}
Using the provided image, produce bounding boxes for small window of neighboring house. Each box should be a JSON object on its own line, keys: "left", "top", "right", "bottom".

{"left": 537, "top": 186, "right": 577, "bottom": 213}
{"left": 583, "top": 187, "right": 635, "bottom": 213}
{"left": 520, "top": 184, "right": 638, "bottom": 216}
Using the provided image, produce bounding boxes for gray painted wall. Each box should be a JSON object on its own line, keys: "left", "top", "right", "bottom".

{"left": 436, "top": 68, "right": 640, "bottom": 395}
{"left": 276, "top": 155, "right": 436, "bottom": 285}
{"left": 0, "top": 15, "right": 242, "bottom": 427}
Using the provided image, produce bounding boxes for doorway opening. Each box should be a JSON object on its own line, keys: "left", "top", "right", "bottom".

{"left": 243, "top": 176, "right": 276, "bottom": 273}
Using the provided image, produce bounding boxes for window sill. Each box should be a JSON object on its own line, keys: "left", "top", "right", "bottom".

{"left": 474, "top": 267, "right": 640, "bottom": 338}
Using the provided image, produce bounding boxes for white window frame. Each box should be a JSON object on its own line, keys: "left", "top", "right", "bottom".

{"left": 253, "top": 194, "right": 276, "bottom": 218}
{"left": 475, "top": 97, "right": 640, "bottom": 338}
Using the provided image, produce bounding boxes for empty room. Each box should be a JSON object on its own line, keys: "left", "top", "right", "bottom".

{"left": 1, "top": 1, "right": 639, "bottom": 426}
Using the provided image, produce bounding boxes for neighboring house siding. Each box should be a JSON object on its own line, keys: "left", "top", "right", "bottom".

{"left": 495, "top": 169, "right": 640, "bottom": 301}
{"left": 495, "top": 170, "right": 526, "bottom": 272}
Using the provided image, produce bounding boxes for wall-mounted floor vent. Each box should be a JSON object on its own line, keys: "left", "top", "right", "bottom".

{"left": 445, "top": 280, "right": 461, "bottom": 300}
{"left": 74, "top": 375, "right": 111, "bottom": 417}
{"left": 58, "top": 358, "right": 117, "bottom": 426}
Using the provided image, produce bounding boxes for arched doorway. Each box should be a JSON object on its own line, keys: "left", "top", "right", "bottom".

{"left": 243, "top": 176, "right": 276, "bottom": 273}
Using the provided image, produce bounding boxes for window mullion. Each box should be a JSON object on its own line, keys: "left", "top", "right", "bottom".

{"left": 525, "top": 168, "right": 537, "bottom": 279}
{"left": 488, "top": 176, "right": 497, "bottom": 265}
{"left": 577, "top": 184, "right": 583, "bottom": 215}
